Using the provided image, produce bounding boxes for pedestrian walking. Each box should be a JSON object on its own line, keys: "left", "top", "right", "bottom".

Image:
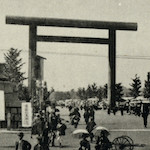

{"left": 142, "top": 103, "right": 149, "bottom": 128}
{"left": 120, "top": 105, "right": 124, "bottom": 116}
{"left": 107, "top": 107, "right": 111, "bottom": 115}
{"left": 84, "top": 109, "right": 90, "bottom": 124}
{"left": 34, "top": 136, "right": 46, "bottom": 150}
{"left": 89, "top": 106, "right": 95, "bottom": 120}
{"left": 78, "top": 134, "right": 91, "bottom": 150}
{"left": 95, "top": 130, "right": 112, "bottom": 150}
{"left": 86, "top": 117, "right": 96, "bottom": 142}
{"left": 15, "top": 132, "right": 31, "bottom": 150}
{"left": 49, "top": 111, "right": 58, "bottom": 146}
{"left": 42, "top": 122, "right": 50, "bottom": 149}
{"left": 56, "top": 120, "right": 67, "bottom": 147}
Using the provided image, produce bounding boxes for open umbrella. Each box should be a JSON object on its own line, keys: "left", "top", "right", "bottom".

{"left": 72, "top": 129, "right": 89, "bottom": 138}
{"left": 94, "top": 126, "right": 110, "bottom": 137}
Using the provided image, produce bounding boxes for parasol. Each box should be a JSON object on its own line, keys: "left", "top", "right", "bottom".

{"left": 94, "top": 126, "right": 110, "bottom": 137}
{"left": 72, "top": 129, "right": 89, "bottom": 138}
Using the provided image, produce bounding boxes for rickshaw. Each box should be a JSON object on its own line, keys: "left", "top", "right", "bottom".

{"left": 93, "top": 126, "right": 145, "bottom": 150}
{"left": 111, "top": 135, "right": 145, "bottom": 150}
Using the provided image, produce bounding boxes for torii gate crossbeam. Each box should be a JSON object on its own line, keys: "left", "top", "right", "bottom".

{"left": 6, "top": 16, "right": 137, "bottom": 108}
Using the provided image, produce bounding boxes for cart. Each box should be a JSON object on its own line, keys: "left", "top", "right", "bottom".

{"left": 112, "top": 135, "right": 145, "bottom": 150}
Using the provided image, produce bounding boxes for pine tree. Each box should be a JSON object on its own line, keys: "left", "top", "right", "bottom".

{"left": 130, "top": 74, "right": 141, "bottom": 98}
{"left": 3, "top": 48, "right": 26, "bottom": 85}
{"left": 77, "top": 87, "right": 87, "bottom": 100}
{"left": 144, "top": 80, "right": 150, "bottom": 98}
{"left": 91, "top": 83, "right": 98, "bottom": 98}
{"left": 3, "top": 48, "right": 27, "bottom": 100}
{"left": 97, "top": 86, "right": 103, "bottom": 101}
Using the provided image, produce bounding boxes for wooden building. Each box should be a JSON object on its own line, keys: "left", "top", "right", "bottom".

{"left": 0, "top": 63, "right": 21, "bottom": 129}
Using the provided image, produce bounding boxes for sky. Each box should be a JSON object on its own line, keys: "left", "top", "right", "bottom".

{"left": 1, "top": 0, "right": 150, "bottom": 91}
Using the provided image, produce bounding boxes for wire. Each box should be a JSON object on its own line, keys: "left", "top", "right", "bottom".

{"left": 0, "top": 48, "right": 150, "bottom": 60}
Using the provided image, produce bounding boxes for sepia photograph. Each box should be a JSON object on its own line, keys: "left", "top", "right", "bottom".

{"left": 0, "top": 0, "right": 150, "bottom": 149}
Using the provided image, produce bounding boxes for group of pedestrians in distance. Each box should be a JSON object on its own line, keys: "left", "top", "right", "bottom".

{"left": 106, "top": 101, "right": 150, "bottom": 128}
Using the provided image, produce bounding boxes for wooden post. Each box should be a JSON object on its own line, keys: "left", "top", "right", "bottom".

{"left": 7, "top": 112, "right": 11, "bottom": 130}
{"left": 28, "top": 25, "right": 37, "bottom": 98}
{"left": 108, "top": 29, "right": 116, "bottom": 109}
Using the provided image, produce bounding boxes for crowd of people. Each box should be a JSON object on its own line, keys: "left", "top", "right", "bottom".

{"left": 68, "top": 104, "right": 112, "bottom": 150}
{"left": 107, "top": 101, "right": 150, "bottom": 128}
{"left": 15, "top": 100, "right": 150, "bottom": 150}
{"left": 16, "top": 105, "right": 67, "bottom": 150}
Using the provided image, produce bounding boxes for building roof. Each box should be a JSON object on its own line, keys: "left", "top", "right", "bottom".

{"left": 0, "top": 63, "right": 8, "bottom": 81}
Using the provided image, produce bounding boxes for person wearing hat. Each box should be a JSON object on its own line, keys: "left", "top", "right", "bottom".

{"left": 15, "top": 132, "right": 31, "bottom": 150}
{"left": 86, "top": 117, "right": 96, "bottom": 142}
{"left": 78, "top": 134, "right": 91, "bottom": 150}
{"left": 142, "top": 103, "right": 149, "bottom": 128}
{"left": 95, "top": 131, "right": 112, "bottom": 150}
{"left": 56, "top": 119, "right": 67, "bottom": 147}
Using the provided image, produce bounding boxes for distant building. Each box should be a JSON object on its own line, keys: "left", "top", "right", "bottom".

{"left": 0, "top": 63, "right": 21, "bottom": 128}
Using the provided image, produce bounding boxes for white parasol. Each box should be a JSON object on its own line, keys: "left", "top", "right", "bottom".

{"left": 72, "top": 129, "right": 89, "bottom": 138}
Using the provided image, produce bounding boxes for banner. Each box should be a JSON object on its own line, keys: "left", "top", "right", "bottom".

{"left": 22, "top": 102, "right": 32, "bottom": 127}
{"left": 0, "top": 90, "right": 5, "bottom": 120}
{"left": 35, "top": 55, "right": 45, "bottom": 80}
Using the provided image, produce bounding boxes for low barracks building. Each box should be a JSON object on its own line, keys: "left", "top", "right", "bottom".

{"left": 0, "top": 63, "right": 21, "bottom": 129}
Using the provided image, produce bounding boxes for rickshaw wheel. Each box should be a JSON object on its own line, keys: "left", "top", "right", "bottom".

{"left": 120, "top": 136, "right": 134, "bottom": 150}
{"left": 112, "top": 136, "right": 132, "bottom": 150}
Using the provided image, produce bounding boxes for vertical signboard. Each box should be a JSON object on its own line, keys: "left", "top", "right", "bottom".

{"left": 0, "top": 90, "right": 5, "bottom": 120}
{"left": 35, "top": 55, "right": 45, "bottom": 81}
{"left": 22, "top": 102, "right": 32, "bottom": 127}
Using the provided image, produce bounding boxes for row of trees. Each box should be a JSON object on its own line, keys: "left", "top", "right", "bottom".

{"left": 3, "top": 48, "right": 150, "bottom": 102}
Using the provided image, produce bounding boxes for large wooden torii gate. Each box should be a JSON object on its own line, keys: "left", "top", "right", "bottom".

{"left": 6, "top": 16, "right": 137, "bottom": 108}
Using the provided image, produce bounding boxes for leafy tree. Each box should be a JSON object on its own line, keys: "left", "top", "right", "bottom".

{"left": 77, "top": 88, "right": 82, "bottom": 100}
{"left": 103, "top": 84, "right": 108, "bottom": 98}
{"left": 86, "top": 85, "right": 93, "bottom": 98}
{"left": 43, "top": 81, "right": 50, "bottom": 101}
{"left": 143, "top": 80, "right": 150, "bottom": 98}
{"left": 115, "top": 83, "right": 124, "bottom": 102}
{"left": 130, "top": 74, "right": 141, "bottom": 98}
{"left": 50, "top": 87, "right": 55, "bottom": 94}
{"left": 91, "top": 83, "right": 98, "bottom": 97}
{"left": 70, "top": 89, "right": 78, "bottom": 99}
{"left": 123, "top": 86, "right": 132, "bottom": 97}
{"left": 3, "top": 48, "right": 26, "bottom": 85}
{"left": 65, "top": 91, "right": 71, "bottom": 99}
{"left": 18, "top": 85, "right": 31, "bottom": 101}
{"left": 97, "top": 86, "right": 103, "bottom": 101}
{"left": 77, "top": 87, "right": 87, "bottom": 100}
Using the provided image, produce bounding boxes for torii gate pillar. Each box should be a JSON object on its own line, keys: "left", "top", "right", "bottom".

{"left": 29, "top": 25, "right": 37, "bottom": 97}
{"left": 108, "top": 30, "right": 116, "bottom": 108}
{"left": 6, "top": 16, "right": 137, "bottom": 109}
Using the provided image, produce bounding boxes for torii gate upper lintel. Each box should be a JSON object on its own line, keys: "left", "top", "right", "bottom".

{"left": 6, "top": 16, "right": 137, "bottom": 108}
